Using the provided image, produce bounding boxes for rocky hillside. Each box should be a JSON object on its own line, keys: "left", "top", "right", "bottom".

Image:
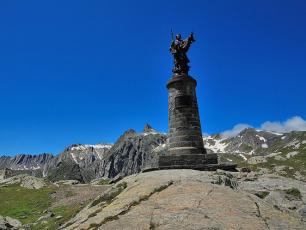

{"left": 60, "top": 169, "right": 306, "bottom": 230}
{"left": 94, "top": 127, "right": 166, "bottom": 179}
{"left": 203, "top": 128, "right": 306, "bottom": 181}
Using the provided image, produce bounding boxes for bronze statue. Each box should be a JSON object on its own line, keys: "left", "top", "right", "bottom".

{"left": 170, "top": 32, "right": 195, "bottom": 75}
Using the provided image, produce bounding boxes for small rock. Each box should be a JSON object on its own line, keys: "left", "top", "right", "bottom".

{"left": 274, "top": 155, "right": 286, "bottom": 161}
{"left": 23, "top": 223, "right": 34, "bottom": 229}
{"left": 0, "top": 215, "right": 6, "bottom": 230}
{"left": 55, "top": 180, "right": 80, "bottom": 185}
{"left": 240, "top": 167, "right": 251, "bottom": 173}
{"left": 294, "top": 172, "right": 306, "bottom": 181}
{"left": 37, "top": 212, "right": 54, "bottom": 222}
{"left": 213, "top": 171, "right": 238, "bottom": 189}
{"left": 258, "top": 168, "right": 271, "bottom": 174}
{"left": 55, "top": 215, "right": 63, "bottom": 220}
{"left": 247, "top": 156, "right": 267, "bottom": 164}
{"left": 274, "top": 166, "right": 288, "bottom": 173}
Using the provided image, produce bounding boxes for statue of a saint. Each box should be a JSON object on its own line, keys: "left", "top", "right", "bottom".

{"left": 170, "top": 32, "right": 195, "bottom": 75}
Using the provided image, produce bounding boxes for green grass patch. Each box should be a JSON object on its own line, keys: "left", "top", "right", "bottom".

{"left": 90, "top": 181, "right": 127, "bottom": 208}
{"left": 31, "top": 204, "right": 84, "bottom": 230}
{"left": 97, "top": 178, "right": 111, "bottom": 185}
{"left": 64, "top": 190, "right": 75, "bottom": 197}
{"left": 0, "top": 184, "right": 55, "bottom": 224}
{"left": 285, "top": 188, "right": 302, "bottom": 200}
{"left": 255, "top": 191, "right": 270, "bottom": 199}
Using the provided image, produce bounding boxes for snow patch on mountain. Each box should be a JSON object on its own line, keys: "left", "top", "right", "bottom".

{"left": 142, "top": 131, "right": 158, "bottom": 136}
{"left": 256, "top": 135, "right": 266, "bottom": 142}
{"left": 261, "top": 143, "right": 268, "bottom": 148}
{"left": 203, "top": 136, "right": 228, "bottom": 153}
{"left": 70, "top": 152, "right": 78, "bottom": 163}
{"left": 70, "top": 144, "right": 112, "bottom": 151}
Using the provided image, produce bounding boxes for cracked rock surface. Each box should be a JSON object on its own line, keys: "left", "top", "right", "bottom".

{"left": 61, "top": 170, "right": 306, "bottom": 230}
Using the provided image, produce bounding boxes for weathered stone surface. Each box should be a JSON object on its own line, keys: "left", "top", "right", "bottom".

{"left": 0, "top": 174, "right": 46, "bottom": 189}
{"left": 298, "top": 205, "right": 306, "bottom": 220}
{"left": 61, "top": 170, "right": 305, "bottom": 230}
{"left": 0, "top": 215, "right": 22, "bottom": 230}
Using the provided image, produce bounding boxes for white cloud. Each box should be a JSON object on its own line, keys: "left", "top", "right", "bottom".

{"left": 219, "top": 116, "right": 306, "bottom": 138}
{"left": 221, "top": 124, "right": 252, "bottom": 138}
{"left": 260, "top": 116, "right": 306, "bottom": 133}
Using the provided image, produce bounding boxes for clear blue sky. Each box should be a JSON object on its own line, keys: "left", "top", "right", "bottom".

{"left": 0, "top": 0, "right": 305, "bottom": 155}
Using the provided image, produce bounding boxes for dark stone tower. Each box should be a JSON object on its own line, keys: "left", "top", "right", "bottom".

{"left": 167, "top": 74, "right": 206, "bottom": 156}
{"left": 158, "top": 73, "right": 218, "bottom": 169}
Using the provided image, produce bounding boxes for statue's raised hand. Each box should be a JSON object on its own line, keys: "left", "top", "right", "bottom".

{"left": 189, "top": 32, "right": 195, "bottom": 42}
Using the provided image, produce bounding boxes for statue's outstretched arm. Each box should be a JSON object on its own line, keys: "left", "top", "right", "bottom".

{"left": 180, "top": 33, "right": 195, "bottom": 52}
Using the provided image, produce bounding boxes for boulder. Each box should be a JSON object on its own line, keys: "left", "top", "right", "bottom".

{"left": 247, "top": 156, "right": 267, "bottom": 164}
{"left": 54, "top": 180, "right": 80, "bottom": 185}
{"left": 37, "top": 212, "right": 54, "bottom": 222}
{"left": 61, "top": 170, "right": 305, "bottom": 230}
{"left": 0, "top": 215, "right": 22, "bottom": 230}
{"left": 0, "top": 174, "right": 46, "bottom": 189}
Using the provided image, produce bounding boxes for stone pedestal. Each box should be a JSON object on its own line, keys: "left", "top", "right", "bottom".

{"left": 167, "top": 75, "right": 206, "bottom": 155}
{"left": 158, "top": 74, "right": 218, "bottom": 168}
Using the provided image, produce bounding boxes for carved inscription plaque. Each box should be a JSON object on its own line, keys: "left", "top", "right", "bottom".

{"left": 175, "top": 95, "right": 192, "bottom": 108}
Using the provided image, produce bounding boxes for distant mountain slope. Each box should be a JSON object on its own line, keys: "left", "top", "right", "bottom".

{"left": 203, "top": 128, "right": 306, "bottom": 156}
{"left": 203, "top": 128, "right": 306, "bottom": 181}
{"left": 0, "top": 127, "right": 305, "bottom": 182}
{"left": 0, "top": 153, "right": 54, "bottom": 172}
{"left": 0, "top": 144, "right": 113, "bottom": 182}
{"left": 0, "top": 125, "right": 167, "bottom": 182}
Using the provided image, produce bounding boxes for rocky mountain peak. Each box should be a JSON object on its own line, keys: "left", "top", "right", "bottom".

{"left": 116, "top": 129, "right": 137, "bottom": 143}
{"left": 237, "top": 127, "right": 257, "bottom": 136}
{"left": 143, "top": 123, "right": 154, "bottom": 132}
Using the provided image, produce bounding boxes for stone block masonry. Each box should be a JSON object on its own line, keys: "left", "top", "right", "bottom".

{"left": 167, "top": 74, "right": 206, "bottom": 155}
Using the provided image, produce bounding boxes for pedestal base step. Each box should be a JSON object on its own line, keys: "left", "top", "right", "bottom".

{"left": 142, "top": 163, "right": 237, "bottom": 173}
{"left": 158, "top": 153, "right": 218, "bottom": 166}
